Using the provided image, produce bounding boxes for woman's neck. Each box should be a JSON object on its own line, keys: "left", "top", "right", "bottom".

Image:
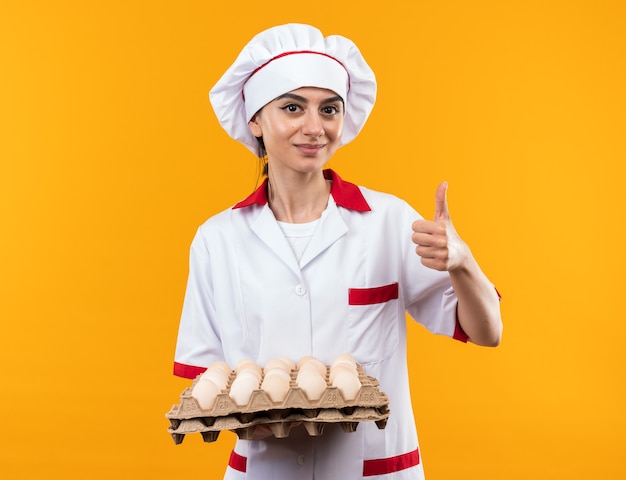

{"left": 267, "top": 169, "right": 331, "bottom": 223}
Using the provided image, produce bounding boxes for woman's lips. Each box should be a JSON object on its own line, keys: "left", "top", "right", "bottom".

{"left": 295, "top": 143, "right": 325, "bottom": 154}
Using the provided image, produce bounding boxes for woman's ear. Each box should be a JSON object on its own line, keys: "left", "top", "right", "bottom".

{"left": 248, "top": 115, "right": 262, "bottom": 137}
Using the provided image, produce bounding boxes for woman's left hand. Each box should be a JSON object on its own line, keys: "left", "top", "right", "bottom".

{"left": 412, "top": 182, "right": 503, "bottom": 346}
{"left": 411, "top": 182, "right": 469, "bottom": 272}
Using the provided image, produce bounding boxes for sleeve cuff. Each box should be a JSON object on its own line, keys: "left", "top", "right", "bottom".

{"left": 453, "top": 318, "right": 469, "bottom": 343}
{"left": 173, "top": 362, "right": 206, "bottom": 379}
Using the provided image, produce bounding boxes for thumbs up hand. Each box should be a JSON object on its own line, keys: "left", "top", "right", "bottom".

{"left": 412, "top": 182, "right": 470, "bottom": 272}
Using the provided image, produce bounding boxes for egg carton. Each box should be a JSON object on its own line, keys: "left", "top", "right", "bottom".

{"left": 166, "top": 365, "right": 390, "bottom": 444}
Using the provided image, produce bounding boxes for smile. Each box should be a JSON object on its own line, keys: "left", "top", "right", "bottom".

{"left": 295, "top": 144, "right": 326, "bottom": 154}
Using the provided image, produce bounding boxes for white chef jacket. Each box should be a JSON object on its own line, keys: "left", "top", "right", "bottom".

{"left": 173, "top": 169, "right": 468, "bottom": 480}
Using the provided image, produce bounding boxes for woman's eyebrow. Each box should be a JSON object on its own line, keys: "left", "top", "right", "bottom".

{"left": 275, "top": 93, "right": 308, "bottom": 103}
{"left": 321, "top": 95, "right": 344, "bottom": 105}
{"left": 274, "top": 93, "right": 344, "bottom": 104}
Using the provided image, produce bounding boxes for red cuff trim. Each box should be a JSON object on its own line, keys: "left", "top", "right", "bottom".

{"left": 173, "top": 362, "right": 206, "bottom": 379}
{"left": 453, "top": 318, "right": 470, "bottom": 343}
{"left": 228, "top": 450, "right": 247, "bottom": 472}
{"left": 349, "top": 282, "right": 399, "bottom": 305}
{"left": 363, "top": 448, "right": 420, "bottom": 476}
{"left": 452, "top": 285, "right": 500, "bottom": 343}
{"left": 228, "top": 448, "right": 419, "bottom": 476}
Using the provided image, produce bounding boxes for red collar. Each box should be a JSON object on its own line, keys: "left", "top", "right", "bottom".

{"left": 232, "top": 169, "right": 371, "bottom": 212}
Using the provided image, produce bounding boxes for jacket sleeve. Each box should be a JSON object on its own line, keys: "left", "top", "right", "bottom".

{"left": 399, "top": 201, "right": 466, "bottom": 341}
{"left": 173, "top": 228, "right": 225, "bottom": 378}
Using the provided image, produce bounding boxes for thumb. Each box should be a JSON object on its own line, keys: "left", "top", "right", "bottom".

{"left": 434, "top": 181, "right": 450, "bottom": 222}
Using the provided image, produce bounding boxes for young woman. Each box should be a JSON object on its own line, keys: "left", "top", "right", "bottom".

{"left": 173, "top": 23, "right": 502, "bottom": 480}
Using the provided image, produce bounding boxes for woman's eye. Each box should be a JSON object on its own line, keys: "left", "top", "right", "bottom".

{"left": 322, "top": 105, "right": 340, "bottom": 115}
{"left": 281, "top": 104, "right": 301, "bottom": 113}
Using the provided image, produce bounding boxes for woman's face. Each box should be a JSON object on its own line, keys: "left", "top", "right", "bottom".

{"left": 248, "top": 87, "right": 344, "bottom": 176}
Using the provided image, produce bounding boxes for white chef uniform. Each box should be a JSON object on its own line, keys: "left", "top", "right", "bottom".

{"left": 173, "top": 169, "right": 468, "bottom": 479}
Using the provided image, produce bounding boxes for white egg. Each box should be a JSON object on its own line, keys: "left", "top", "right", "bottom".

{"left": 235, "top": 365, "right": 263, "bottom": 382}
{"left": 208, "top": 360, "right": 233, "bottom": 377}
{"left": 261, "top": 374, "right": 291, "bottom": 403}
{"left": 334, "top": 360, "right": 358, "bottom": 370}
{"left": 297, "top": 358, "right": 327, "bottom": 378}
{"left": 235, "top": 359, "right": 262, "bottom": 376}
{"left": 191, "top": 378, "right": 221, "bottom": 410}
{"left": 199, "top": 369, "right": 229, "bottom": 390}
{"left": 263, "top": 358, "right": 292, "bottom": 373}
{"left": 330, "top": 359, "right": 357, "bottom": 371}
{"left": 297, "top": 355, "right": 317, "bottom": 368}
{"left": 329, "top": 364, "right": 358, "bottom": 384}
{"left": 233, "top": 369, "right": 261, "bottom": 385}
{"left": 331, "top": 353, "right": 357, "bottom": 368}
{"left": 276, "top": 356, "right": 296, "bottom": 370}
{"left": 229, "top": 375, "right": 259, "bottom": 406}
{"left": 296, "top": 371, "right": 328, "bottom": 401}
{"left": 332, "top": 370, "right": 362, "bottom": 401}
{"left": 263, "top": 367, "right": 292, "bottom": 382}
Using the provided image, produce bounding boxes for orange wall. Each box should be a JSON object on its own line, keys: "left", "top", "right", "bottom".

{"left": 1, "top": 1, "right": 625, "bottom": 478}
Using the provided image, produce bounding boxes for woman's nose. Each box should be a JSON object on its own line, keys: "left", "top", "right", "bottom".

{"left": 302, "top": 111, "right": 324, "bottom": 137}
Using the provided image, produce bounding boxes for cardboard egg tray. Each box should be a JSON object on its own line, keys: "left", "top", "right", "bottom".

{"left": 166, "top": 364, "right": 390, "bottom": 444}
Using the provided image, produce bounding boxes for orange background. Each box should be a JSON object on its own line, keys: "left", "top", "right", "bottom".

{"left": 1, "top": 1, "right": 625, "bottom": 478}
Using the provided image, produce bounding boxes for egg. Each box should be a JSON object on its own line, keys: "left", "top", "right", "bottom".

{"left": 229, "top": 374, "right": 259, "bottom": 406}
{"left": 191, "top": 378, "right": 221, "bottom": 410}
{"left": 331, "top": 354, "right": 358, "bottom": 372}
{"left": 244, "top": 369, "right": 264, "bottom": 383}
{"left": 330, "top": 360, "right": 357, "bottom": 372}
{"left": 297, "top": 355, "right": 316, "bottom": 368}
{"left": 263, "top": 368, "right": 291, "bottom": 382}
{"left": 208, "top": 360, "right": 233, "bottom": 377}
{"left": 332, "top": 353, "right": 357, "bottom": 366}
{"left": 235, "top": 359, "right": 262, "bottom": 376}
{"left": 199, "top": 369, "right": 229, "bottom": 390}
{"left": 331, "top": 370, "right": 362, "bottom": 401}
{"left": 297, "top": 357, "right": 327, "bottom": 377}
{"left": 263, "top": 358, "right": 292, "bottom": 373}
{"left": 277, "top": 356, "right": 296, "bottom": 370}
{"left": 329, "top": 364, "right": 358, "bottom": 384}
{"left": 234, "top": 360, "right": 263, "bottom": 381}
{"left": 296, "top": 363, "right": 323, "bottom": 381}
{"left": 233, "top": 369, "right": 261, "bottom": 385}
{"left": 296, "top": 370, "right": 328, "bottom": 401}
{"left": 261, "top": 373, "right": 291, "bottom": 402}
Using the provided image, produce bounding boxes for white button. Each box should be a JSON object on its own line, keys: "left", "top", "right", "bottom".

{"left": 296, "top": 454, "right": 305, "bottom": 466}
{"left": 294, "top": 285, "right": 307, "bottom": 296}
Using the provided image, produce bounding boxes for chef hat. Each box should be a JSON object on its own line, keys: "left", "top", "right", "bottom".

{"left": 209, "top": 23, "right": 377, "bottom": 155}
